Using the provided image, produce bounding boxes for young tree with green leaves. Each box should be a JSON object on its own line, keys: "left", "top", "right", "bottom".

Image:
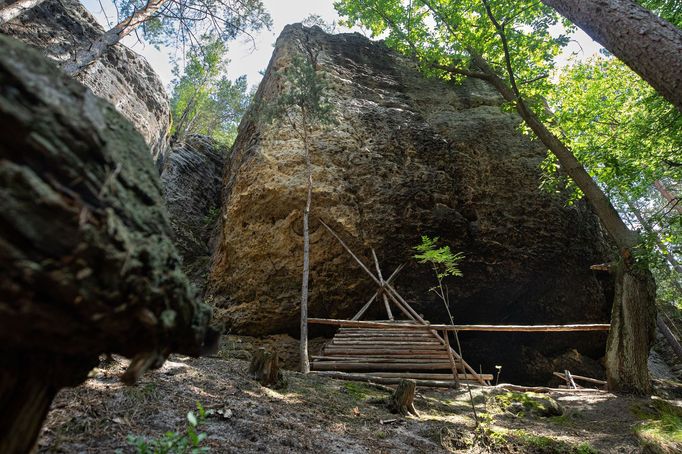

{"left": 414, "top": 235, "right": 465, "bottom": 358}
{"left": 169, "top": 36, "right": 251, "bottom": 146}
{"left": 261, "top": 42, "right": 333, "bottom": 373}
{"left": 60, "top": 0, "right": 271, "bottom": 75}
{"left": 335, "top": 0, "right": 658, "bottom": 393}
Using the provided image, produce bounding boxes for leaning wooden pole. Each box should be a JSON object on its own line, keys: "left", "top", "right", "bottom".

{"left": 443, "top": 330, "right": 460, "bottom": 388}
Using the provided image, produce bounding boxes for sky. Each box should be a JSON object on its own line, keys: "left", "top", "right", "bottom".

{"left": 81, "top": 0, "right": 602, "bottom": 92}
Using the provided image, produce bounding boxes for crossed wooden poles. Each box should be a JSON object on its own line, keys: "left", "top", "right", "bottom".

{"left": 318, "top": 219, "right": 487, "bottom": 385}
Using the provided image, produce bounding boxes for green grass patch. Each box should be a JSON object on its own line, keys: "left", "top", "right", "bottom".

{"left": 509, "top": 430, "right": 597, "bottom": 453}
{"left": 633, "top": 399, "right": 682, "bottom": 453}
{"left": 341, "top": 382, "right": 374, "bottom": 400}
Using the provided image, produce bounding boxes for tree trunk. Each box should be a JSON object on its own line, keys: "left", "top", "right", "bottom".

{"left": 656, "top": 315, "right": 682, "bottom": 363}
{"left": 248, "top": 347, "right": 283, "bottom": 387}
{"left": 0, "top": 0, "right": 47, "bottom": 24}
{"left": 653, "top": 180, "right": 682, "bottom": 215}
{"left": 627, "top": 200, "right": 682, "bottom": 277}
{"left": 60, "top": 0, "right": 168, "bottom": 75}
{"left": 0, "top": 35, "right": 212, "bottom": 450}
{"left": 605, "top": 261, "right": 656, "bottom": 394}
{"left": 388, "top": 379, "right": 419, "bottom": 417}
{"left": 468, "top": 53, "right": 656, "bottom": 394}
{"left": 541, "top": 0, "right": 682, "bottom": 112}
{"left": 300, "top": 116, "right": 312, "bottom": 374}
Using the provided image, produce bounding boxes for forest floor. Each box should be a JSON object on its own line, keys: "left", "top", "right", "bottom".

{"left": 36, "top": 337, "right": 682, "bottom": 454}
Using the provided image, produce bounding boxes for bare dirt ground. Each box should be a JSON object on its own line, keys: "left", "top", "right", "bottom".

{"left": 36, "top": 338, "right": 680, "bottom": 453}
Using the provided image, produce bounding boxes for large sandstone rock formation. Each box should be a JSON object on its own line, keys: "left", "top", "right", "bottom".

{"left": 207, "top": 25, "right": 614, "bottom": 382}
{"left": 1, "top": 0, "right": 170, "bottom": 160}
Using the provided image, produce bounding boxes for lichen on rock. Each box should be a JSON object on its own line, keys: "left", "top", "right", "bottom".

{"left": 1, "top": 0, "right": 171, "bottom": 161}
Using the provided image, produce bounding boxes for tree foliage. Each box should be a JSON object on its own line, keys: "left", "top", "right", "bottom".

{"left": 336, "top": 0, "right": 569, "bottom": 109}
{"left": 169, "top": 36, "right": 251, "bottom": 146}
{"left": 113, "top": 0, "right": 272, "bottom": 50}
{"left": 543, "top": 57, "right": 682, "bottom": 203}
{"left": 414, "top": 235, "right": 464, "bottom": 280}
{"left": 260, "top": 51, "right": 333, "bottom": 132}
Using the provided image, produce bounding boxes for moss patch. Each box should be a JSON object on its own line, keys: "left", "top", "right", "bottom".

{"left": 633, "top": 399, "right": 682, "bottom": 453}
{"left": 494, "top": 391, "right": 563, "bottom": 417}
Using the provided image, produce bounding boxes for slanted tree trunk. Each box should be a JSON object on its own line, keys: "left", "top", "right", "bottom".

{"left": 388, "top": 379, "right": 419, "bottom": 417}
{"left": 653, "top": 180, "right": 682, "bottom": 215}
{"left": 468, "top": 52, "right": 656, "bottom": 394}
{"left": 0, "top": 0, "right": 47, "bottom": 24}
{"left": 248, "top": 347, "right": 282, "bottom": 387}
{"left": 0, "top": 35, "right": 212, "bottom": 451}
{"left": 60, "top": 0, "right": 168, "bottom": 75}
{"left": 299, "top": 114, "right": 312, "bottom": 374}
{"left": 540, "top": 0, "right": 682, "bottom": 112}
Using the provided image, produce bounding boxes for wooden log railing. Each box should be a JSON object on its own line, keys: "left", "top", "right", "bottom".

{"left": 309, "top": 318, "right": 611, "bottom": 332}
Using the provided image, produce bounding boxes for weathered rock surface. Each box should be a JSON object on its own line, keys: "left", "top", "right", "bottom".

{"left": 0, "top": 35, "right": 210, "bottom": 452}
{"left": 161, "top": 136, "right": 226, "bottom": 292}
{"left": 207, "top": 25, "right": 613, "bottom": 382}
{"left": 1, "top": 0, "right": 170, "bottom": 160}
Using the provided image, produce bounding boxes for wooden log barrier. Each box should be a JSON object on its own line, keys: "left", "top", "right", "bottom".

{"left": 309, "top": 318, "right": 611, "bottom": 332}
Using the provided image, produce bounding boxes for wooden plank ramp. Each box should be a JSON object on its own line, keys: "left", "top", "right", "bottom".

{"left": 310, "top": 320, "right": 488, "bottom": 387}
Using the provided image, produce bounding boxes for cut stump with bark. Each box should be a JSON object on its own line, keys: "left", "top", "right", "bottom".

{"left": 249, "top": 348, "right": 284, "bottom": 388}
{"left": 388, "top": 379, "right": 419, "bottom": 417}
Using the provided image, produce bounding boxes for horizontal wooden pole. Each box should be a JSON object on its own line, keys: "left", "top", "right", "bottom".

{"left": 313, "top": 356, "right": 457, "bottom": 364}
{"left": 323, "top": 349, "right": 453, "bottom": 356}
{"left": 310, "top": 318, "right": 611, "bottom": 332}
{"left": 312, "top": 371, "right": 477, "bottom": 388}
{"left": 311, "top": 361, "right": 454, "bottom": 371}
{"left": 365, "top": 372, "right": 494, "bottom": 381}
{"left": 552, "top": 372, "right": 607, "bottom": 386}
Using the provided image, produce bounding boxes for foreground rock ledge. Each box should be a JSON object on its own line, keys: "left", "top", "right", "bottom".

{"left": 0, "top": 35, "right": 211, "bottom": 453}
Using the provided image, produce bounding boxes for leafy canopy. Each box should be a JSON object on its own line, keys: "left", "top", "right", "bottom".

{"left": 113, "top": 0, "right": 272, "bottom": 51}
{"left": 169, "top": 36, "right": 252, "bottom": 146}
{"left": 543, "top": 57, "right": 682, "bottom": 204}
{"left": 260, "top": 49, "right": 333, "bottom": 132}
{"left": 335, "top": 0, "right": 571, "bottom": 108}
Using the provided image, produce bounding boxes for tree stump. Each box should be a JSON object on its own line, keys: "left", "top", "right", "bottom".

{"left": 388, "top": 379, "right": 419, "bottom": 417}
{"left": 248, "top": 348, "right": 283, "bottom": 387}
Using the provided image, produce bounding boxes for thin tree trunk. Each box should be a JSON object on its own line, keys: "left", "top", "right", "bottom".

{"left": 627, "top": 200, "right": 682, "bottom": 277}
{"left": 653, "top": 180, "right": 682, "bottom": 215}
{"left": 469, "top": 53, "right": 655, "bottom": 394}
{"left": 541, "top": 0, "right": 682, "bottom": 112}
{"left": 300, "top": 114, "right": 311, "bottom": 374}
{"left": 0, "top": 0, "right": 47, "bottom": 24}
{"left": 60, "top": 0, "right": 168, "bottom": 76}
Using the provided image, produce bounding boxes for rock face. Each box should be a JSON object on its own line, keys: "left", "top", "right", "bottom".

{"left": 207, "top": 25, "right": 614, "bottom": 382}
{"left": 1, "top": 0, "right": 170, "bottom": 160}
{"left": 161, "top": 136, "right": 226, "bottom": 292}
{"left": 0, "top": 34, "right": 211, "bottom": 452}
